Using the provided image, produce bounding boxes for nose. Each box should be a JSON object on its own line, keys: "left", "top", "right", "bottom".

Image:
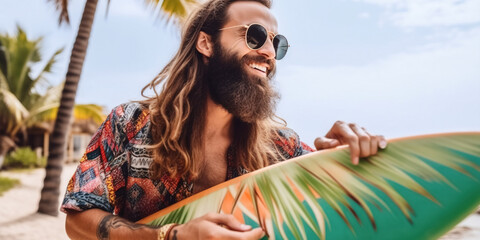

{"left": 256, "top": 37, "right": 276, "bottom": 60}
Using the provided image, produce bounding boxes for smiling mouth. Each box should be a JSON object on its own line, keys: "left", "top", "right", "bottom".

{"left": 248, "top": 63, "right": 268, "bottom": 75}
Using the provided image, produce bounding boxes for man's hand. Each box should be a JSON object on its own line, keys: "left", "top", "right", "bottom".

{"left": 314, "top": 121, "right": 387, "bottom": 165}
{"left": 170, "top": 213, "right": 265, "bottom": 240}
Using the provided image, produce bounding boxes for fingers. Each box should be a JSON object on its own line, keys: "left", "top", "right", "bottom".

{"left": 349, "top": 124, "right": 371, "bottom": 158}
{"left": 331, "top": 122, "right": 361, "bottom": 164}
{"left": 323, "top": 121, "right": 387, "bottom": 165}
{"left": 366, "top": 129, "right": 378, "bottom": 156}
{"left": 314, "top": 137, "right": 340, "bottom": 150}
{"left": 183, "top": 213, "right": 265, "bottom": 240}
{"left": 217, "top": 226, "right": 265, "bottom": 240}
{"left": 203, "top": 213, "right": 252, "bottom": 232}
{"left": 378, "top": 135, "right": 388, "bottom": 149}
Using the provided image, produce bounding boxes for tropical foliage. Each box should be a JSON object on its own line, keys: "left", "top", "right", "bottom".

{"left": 0, "top": 26, "right": 64, "bottom": 167}
{"left": 141, "top": 133, "right": 480, "bottom": 240}
{"left": 4, "top": 147, "right": 47, "bottom": 169}
{"left": 0, "top": 26, "right": 63, "bottom": 142}
{"left": 0, "top": 27, "right": 106, "bottom": 169}
{"left": 44, "top": 103, "right": 106, "bottom": 125}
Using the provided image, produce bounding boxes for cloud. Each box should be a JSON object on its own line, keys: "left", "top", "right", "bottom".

{"left": 276, "top": 27, "right": 480, "bottom": 143}
{"left": 357, "top": 0, "right": 480, "bottom": 27}
{"left": 359, "top": 12, "right": 371, "bottom": 19}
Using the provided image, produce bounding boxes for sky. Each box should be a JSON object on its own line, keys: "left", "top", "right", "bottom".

{"left": 1, "top": 0, "right": 479, "bottom": 145}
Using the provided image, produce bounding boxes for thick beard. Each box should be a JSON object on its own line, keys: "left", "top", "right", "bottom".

{"left": 206, "top": 45, "right": 279, "bottom": 123}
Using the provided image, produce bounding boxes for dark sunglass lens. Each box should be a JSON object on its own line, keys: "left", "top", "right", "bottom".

{"left": 273, "top": 34, "right": 288, "bottom": 60}
{"left": 246, "top": 24, "right": 267, "bottom": 49}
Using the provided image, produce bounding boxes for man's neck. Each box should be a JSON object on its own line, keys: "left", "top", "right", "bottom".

{"left": 204, "top": 96, "right": 234, "bottom": 141}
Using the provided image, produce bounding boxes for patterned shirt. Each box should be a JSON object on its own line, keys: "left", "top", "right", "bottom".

{"left": 61, "top": 103, "right": 314, "bottom": 222}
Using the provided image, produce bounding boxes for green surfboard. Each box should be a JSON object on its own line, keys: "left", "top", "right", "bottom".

{"left": 138, "top": 132, "right": 480, "bottom": 240}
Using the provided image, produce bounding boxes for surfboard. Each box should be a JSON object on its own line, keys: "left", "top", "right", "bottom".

{"left": 137, "top": 132, "right": 480, "bottom": 240}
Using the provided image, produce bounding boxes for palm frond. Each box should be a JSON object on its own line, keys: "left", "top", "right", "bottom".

{"left": 1, "top": 26, "right": 42, "bottom": 103}
{"left": 0, "top": 40, "right": 9, "bottom": 91}
{"left": 0, "top": 68, "right": 8, "bottom": 91}
{"left": 48, "top": 0, "right": 70, "bottom": 24}
{"left": 27, "top": 82, "right": 63, "bottom": 120}
{"left": 144, "top": 0, "right": 198, "bottom": 25}
{"left": 0, "top": 26, "right": 59, "bottom": 138}
{"left": 71, "top": 104, "right": 107, "bottom": 124}
{"left": 0, "top": 89, "right": 29, "bottom": 136}
{"left": 31, "top": 47, "right": 64, "bottom": 90}
{"left": 32, "top": 103, "right": 107, "bottom": 125}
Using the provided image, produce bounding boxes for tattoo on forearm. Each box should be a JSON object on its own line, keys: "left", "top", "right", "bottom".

{"left": 96, "top": 215, "right": 155, "bottom": 240}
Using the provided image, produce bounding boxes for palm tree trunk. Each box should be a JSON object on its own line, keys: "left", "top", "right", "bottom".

{"left": 38, "top": 0, "right": 98, "bottom": 216}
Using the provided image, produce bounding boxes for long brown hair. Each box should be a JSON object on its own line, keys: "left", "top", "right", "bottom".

{"left": 141, "top": 0, "right": 283, "bottom": 180}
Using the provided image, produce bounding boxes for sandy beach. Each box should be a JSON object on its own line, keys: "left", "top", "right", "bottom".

{"left": 0, "top": 164, "right": 479, "bottom": 240}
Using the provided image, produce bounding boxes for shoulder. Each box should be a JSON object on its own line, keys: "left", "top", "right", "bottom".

{"left": 110, "top": 102, "right": 150, "bottom": 124}
{"left": 101, "top": 102, "right": 151, "bottom": 143}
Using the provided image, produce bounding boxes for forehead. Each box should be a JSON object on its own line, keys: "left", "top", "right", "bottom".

{"left": 225, "top": 1, "right": 278, "bottom": 32}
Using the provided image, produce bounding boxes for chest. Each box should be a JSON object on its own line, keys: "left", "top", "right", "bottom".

{"left": 192, "top": 143, "right": 230, "bottom": 193}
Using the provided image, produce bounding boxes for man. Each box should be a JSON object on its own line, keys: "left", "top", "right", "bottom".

{"left": 62, "top": 0, "right": 387, "bottom": 239}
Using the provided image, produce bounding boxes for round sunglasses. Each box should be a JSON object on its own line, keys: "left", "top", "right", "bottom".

{"left": 220, "top": 23, "right": 289, "bottom": 60}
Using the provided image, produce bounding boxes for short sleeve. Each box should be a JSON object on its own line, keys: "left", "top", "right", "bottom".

{"left": 274, "top": 128, "right": 315, "bottom": 160}
{"left": 61, "top": 105, "right": 129, "bottom": 213}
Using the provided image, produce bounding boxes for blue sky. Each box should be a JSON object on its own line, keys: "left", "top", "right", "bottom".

{"left": 1, "top": 0, "right": 479, "bottom": 145}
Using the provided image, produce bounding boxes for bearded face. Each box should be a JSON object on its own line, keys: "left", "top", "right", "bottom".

{"left": 206, "top": 44, "right": 279, "bottom": 123}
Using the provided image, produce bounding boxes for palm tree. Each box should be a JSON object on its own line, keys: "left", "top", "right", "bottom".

{"left": 38, "top": 0, "right": 197, "bottom": 216}
{"left": 0, "top": 26, "right": 63, "bottom": 168}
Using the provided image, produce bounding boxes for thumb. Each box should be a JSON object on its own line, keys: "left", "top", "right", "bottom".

{"left": 314, "top": 137, "right": 340, "bottom": 150}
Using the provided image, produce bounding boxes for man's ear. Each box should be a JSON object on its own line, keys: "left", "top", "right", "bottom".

{"left": 196, "top": 31, "right": 214, "bottom": 58}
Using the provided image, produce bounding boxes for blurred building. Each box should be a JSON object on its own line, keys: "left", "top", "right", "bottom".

{"left": 27, "top": 119, "right": 99, "bottom": 163}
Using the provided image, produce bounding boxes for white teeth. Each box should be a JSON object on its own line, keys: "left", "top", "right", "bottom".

{"left": 249, "top": 63, "right": 267, "bottom": 73}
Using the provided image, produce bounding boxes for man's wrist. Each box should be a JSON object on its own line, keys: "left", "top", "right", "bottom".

{"left": 157, "top": 223, "right": 178, "bottom": 240}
